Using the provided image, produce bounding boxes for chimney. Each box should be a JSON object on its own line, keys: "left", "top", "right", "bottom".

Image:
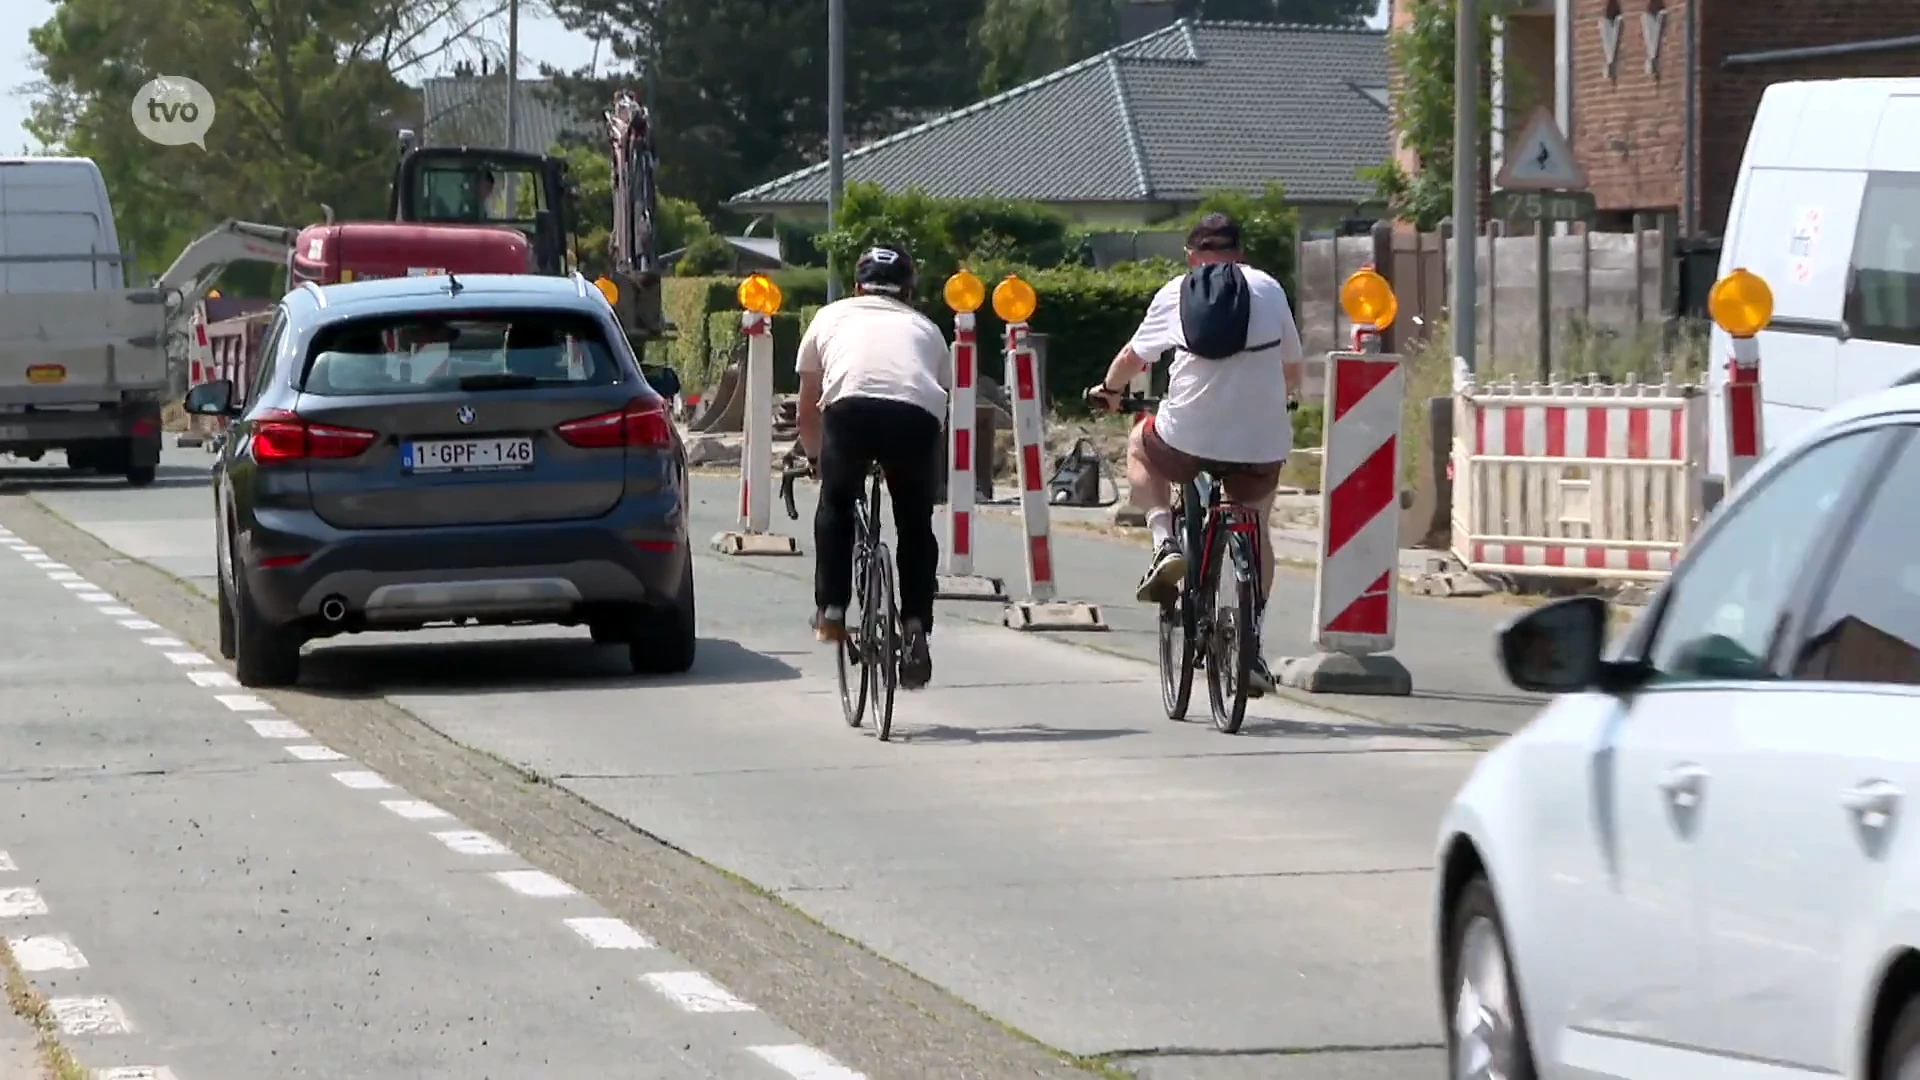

{"left": 1120, "top": 0, "right": 1181, "bottom": 40}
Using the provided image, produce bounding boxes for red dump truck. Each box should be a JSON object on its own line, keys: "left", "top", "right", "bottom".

{"left": 288, "top": 221, "right": 532, "bottom": 285}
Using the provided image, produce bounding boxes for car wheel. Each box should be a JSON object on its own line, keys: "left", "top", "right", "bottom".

{"left": 1879, "top": 992, "right": 1920, "bottom": 1079}
{"left": 215, "top": 523, "right": 238, "bottom": 660}
{"left": 125, "top": 464, "right": 156, "bottom": 487}
{"left": 1444, "top": 876, "right": 1537, "bottom": 1080}
{"left": 588, "top": 615, "right": 630, "bottom": 645}
{"left": 627, "top": 561, "right": 696, "bottom": 676}
{"left": 232, "top": 560, "right": 301, "bottom": 688}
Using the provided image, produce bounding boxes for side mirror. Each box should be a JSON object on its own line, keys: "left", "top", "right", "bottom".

{"left": 183, "top": 379, "right": 236, "bottom": 417}
{"left": 1496, "top": 595, "right": 1608, "bottom": 694}
{"left": 644, "top": 364, "right": 681, "bottom": 399}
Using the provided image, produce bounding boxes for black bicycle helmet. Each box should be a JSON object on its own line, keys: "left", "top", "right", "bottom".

{"left": 853, "top": 245, "right": 915, "bottom": 297}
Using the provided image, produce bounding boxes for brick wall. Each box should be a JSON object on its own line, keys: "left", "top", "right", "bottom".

{"left": 1697, "top": 3, "right": 1920, "bottom": 234}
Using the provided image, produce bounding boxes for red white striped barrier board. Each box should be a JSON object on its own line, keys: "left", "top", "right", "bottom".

{"left": 1723, "top": 335, "right": 1763, "bottom": 491}
{"left": 947, "top": 314, "right": 979, "bottom": 574}
{"left": 1311, "top": 351, "right": 1405, "bottom": 654}
{"left": 1448, "top": 375, "right": 1707, "bottom": 582}
{"left": 712, "top": 311, "right": 797, "bottom": 556}
{"left": 999, "top": 322, "right": 1103, "bottom": 630}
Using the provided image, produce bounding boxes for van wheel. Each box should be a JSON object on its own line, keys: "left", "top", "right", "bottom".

{"left": 627, "top": 563, "right": 696, "bottom": 675}
{"left": 125, "top": 464, "right": 156, "bottom": 487}
{"left": 232, "top": 563, "right": 300, "bottom": 688}
{"left": 1444, "top": 876, "right": 1537, "bottom": 1080}
{"left": 1877, "top": 993, "right": 1920, "bottom": 1079}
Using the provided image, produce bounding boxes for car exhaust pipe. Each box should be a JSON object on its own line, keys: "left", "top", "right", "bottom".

{"left": 319, "top": 596, "right": 348, "bottom": 622}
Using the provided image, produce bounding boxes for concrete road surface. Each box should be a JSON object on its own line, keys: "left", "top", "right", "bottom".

{"left": 0, "top": 448, "right": 1547, "bottom": 1078}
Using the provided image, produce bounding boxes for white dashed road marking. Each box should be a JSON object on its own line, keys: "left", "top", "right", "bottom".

{"left": 0, "top": 887, "right": 48, "bottom": 917}
{"left": 285, "top": 745, "right": 347, "bottom": 762}
{"left": 381, "top": 799, "right": 452, "bottom": 821}
{"left": 492, "top": 870, "right": 578, "bottom": 898}
{"left": 432, "top": 830, "right": 509, "bottom": 856}
{"left": 186, "top": 669, "right": 238, "bottom": 688}
{"left": 246, "top": 719, "right": 310, "bottom": 739}
{"left": 9, "top": 934, "right": 88, "bottom": 972}
{"left": 96, "top": 605, "right": 137, "bottom": 616}
{"left": 0, "top": 851, "right": 14, "bottom": 872}
{"left": 97, "top": 1068, "right": 180, "bottom": 1080}
{"left": 46, "top": 996, "right": 131, "bottom": 1035}
{"left": 163, "top": 651, "right": 212, "bottom": 666}
{"left": 331, "top": 771, "right": 392, "bottom": 790}
{"left": 642, "top": 971, "right": 756, "bottom": 1013}
{"left": 77, "top": 591, "right": 116, "bottom": 603}
{"left": 214, "top": 693, "right": 273, "bottom": 711}
{"left": 564, "top": 917, "right": 655, "bottom": 950}
{"left": 117, "top": 618, "right": 160, "bottom": 630}
{"left": 749, "top": 1045, "right": 868, "bottom": 1080}
{"left": 140, "top": 636, "right": 185, "bottom": 648}
{"left": 46, "top": 571, "right": 80, "bottom": 581}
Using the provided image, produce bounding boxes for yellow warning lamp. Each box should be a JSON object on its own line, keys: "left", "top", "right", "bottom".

{"left": 1708, "top": 268, "right": 1774, "bottom": 338}
{"left": 991, "top": 274, "right": 1038, "bottom": 323}
{"left": 206, "top": 289, "right": 221, "bottom": 299}
{"left": 593, "top": 277, "right": 618, "bottom": 305}
{"left": 738, "top": 272, "right": 783, "bottom": 315}
{"left": 1339, "top": 268, "right": 1397, "bottom": 331}
{"left": 944, "top": 269, "right": 986, "bottom": 314}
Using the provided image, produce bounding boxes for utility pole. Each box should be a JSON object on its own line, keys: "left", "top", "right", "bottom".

{"left": 504, "top": 0, "right": 520, "bottom": 212}
{"left": 1450, "top": 0, "right": 1480, "bottom": 375}
{"left": 826, "top": 0, "right": 846, "bottom": 302}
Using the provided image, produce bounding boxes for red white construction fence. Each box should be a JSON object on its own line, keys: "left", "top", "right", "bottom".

{"left": 1003, "top": 322, "right": 1057, "bottom": 602}
{"left": 943, "top": 313, "right": 980, "bottom": 575}
{"left": 1449, "top": 373, "right": 1709, "bottom": 582}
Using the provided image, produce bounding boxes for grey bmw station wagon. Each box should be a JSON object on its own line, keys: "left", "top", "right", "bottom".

{"left": 183, "top": 273, "right": 694, "bottom": 688}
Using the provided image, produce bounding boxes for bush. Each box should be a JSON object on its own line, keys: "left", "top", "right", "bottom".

{"left": 1291, "top": 402, "right": 1324, "bottom": 449}
{"left": 816, "top": 183, "right": 1079, "bottom": 298}
{"left": 1190, "top": 184, "right": 1299, "bottom": 299}
{"left": 674, "top": 234, "right": 734, "bottom": 276}
{"left": 659, "top": 277, "right": 738, "bottom": 387}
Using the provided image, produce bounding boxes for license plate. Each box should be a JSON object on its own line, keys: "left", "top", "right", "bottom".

{"left": 402, "top": 436, "right": 534, "bottom": 473}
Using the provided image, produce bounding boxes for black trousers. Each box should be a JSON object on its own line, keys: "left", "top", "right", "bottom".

{"left": 815, "top": 395, "right": 943, "bottom": 629}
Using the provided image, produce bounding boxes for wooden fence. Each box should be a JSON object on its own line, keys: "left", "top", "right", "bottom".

{"left": 1295, "top": 226, "right": 1675, "bottom": 367}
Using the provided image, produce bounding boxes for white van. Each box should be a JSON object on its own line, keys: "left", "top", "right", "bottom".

{"left": 0, "top": 156, "right": 124, "bottom": 293}
{"left": 1709, "top": 78, "right": 1920, "bottom": 484}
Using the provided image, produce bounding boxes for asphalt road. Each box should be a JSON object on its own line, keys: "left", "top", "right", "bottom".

{"left": 0, "top": 447, "right": 1544, "bottom": 1078}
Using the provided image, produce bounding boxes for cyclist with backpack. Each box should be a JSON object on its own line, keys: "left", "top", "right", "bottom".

{"left": 795, "top": 245, "right": 952, "bottom": 690}
{"left": 1084, "top": 213, "right": 1305, "bottom": 695}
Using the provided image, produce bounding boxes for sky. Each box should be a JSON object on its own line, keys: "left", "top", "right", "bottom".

{"left": 1, "top": 0, "right": 1389, "bottom": 157}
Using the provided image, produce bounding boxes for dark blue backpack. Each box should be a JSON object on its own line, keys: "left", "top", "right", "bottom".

{"left": 1179, "top": 263, "right": 1284, "bottom": 359}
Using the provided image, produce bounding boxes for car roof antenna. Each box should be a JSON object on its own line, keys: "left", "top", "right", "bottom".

{"left": 445, "top": 272, "right": 463, "bottom": 295}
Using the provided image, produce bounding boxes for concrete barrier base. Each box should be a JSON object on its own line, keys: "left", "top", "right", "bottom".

{"left": 1003, "top": 600, "right": 1107, "bottom": 632}
{"left": 935, "top": 574, "right": 1007, "bottom": 601}
{"left": 709, "top": 531, "right": 801, "bottom": 556}
{"left": 176, "top": 433, "right": 206, "bottom": 448}
{"left": 1275, "top": 651, "right": 1412, "bottom": 696}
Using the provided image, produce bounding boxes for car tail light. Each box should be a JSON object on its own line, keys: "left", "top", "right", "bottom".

{"left": 253, "top": 409, "right": 378, "bottom": 464}
{"left": 556, "top": 397, "right": 673, "bottom": 450}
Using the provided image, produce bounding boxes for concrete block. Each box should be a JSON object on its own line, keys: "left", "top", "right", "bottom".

{"left": 1275, "top": 651, "right": 1412, "bottom": 696}
{"left": 1411, "top": 569, "right": 1495, "bottom": 597}
{"left": 710, "top": 531, "right": 801, "bottom": 556}
{"left": 1110, "top": 503, "right": 1147, "bottom": 528}
{"left": 1003, "top": 600, "right": 1107, "bottom": 632}
{"left": 935, "top": 574, "right": 1007, "bottom": 601}
{"left": 176, "top": 433, "right": 206, "bottom": 448}
{"left": 685, "top": 434, "right": 743, "bottom": 468}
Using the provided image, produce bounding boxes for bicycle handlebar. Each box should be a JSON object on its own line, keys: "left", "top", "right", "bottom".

{"left": 777, "top": 448, "right": 815, "bottom": 520}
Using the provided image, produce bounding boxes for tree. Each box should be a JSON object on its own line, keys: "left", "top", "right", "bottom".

{"left": 1198, "top": 0, "right": 1374, "bottom": 23}
{"left": 974, "top": 0, "right": 1118, "bottom": 96}
{"left": 24, "top": 0, "right": 500, "bottom": 282}
{"left": 1362, "top": 0, "right": 1504, "bottom": 229}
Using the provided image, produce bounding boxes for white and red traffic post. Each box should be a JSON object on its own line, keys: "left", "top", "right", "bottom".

{"left": 711, "top": 275, "right": 800, "bottom": 557}
{"left": 934, "top": 282, "right": 1008, "bottom": 600}
{"left": 1708, "top": 269, "right": 1773, "bottom": 497}
{"left": 1276, "top": 270, "right": 1412, "bottom": 696}
{"left": 993, "top": 275, "right": 1105, "bottom": 632}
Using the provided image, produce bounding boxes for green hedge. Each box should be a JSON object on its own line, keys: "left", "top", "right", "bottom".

{"left": 705, "top": 310, "right": 804, "bottom": 394}
{"left": 659, "top": 277, "right": 737, "bottom": 387}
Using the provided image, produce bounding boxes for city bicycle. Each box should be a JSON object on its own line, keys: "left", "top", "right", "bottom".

{"left": 1093, "top": 392, "right": 1278, "bottom": 734}
{"left": 780, "top": 448, "right": 901, "bottom": 741}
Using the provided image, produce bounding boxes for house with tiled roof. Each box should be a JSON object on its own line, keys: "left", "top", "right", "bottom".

{"left": 725, "top": 18, "right": 1391, "bottom": 229}
{"left": 418, "top": 65, "right": 594, "bottom": 153}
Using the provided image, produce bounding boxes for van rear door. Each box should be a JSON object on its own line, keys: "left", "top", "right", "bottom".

{"left": 0, "top": 160, "right": 119, "bottom": 293}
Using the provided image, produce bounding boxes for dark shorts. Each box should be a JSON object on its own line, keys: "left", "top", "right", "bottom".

{"left": 1136, "top": 414, "right": 1284, "bottom": 507}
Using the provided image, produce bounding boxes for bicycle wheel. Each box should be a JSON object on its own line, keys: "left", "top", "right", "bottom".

{"left": 1204, "top": 529, "right": 1257, "bottom": 734}
{"left": 869, "top": 541, "right": 900, "bottom": 741}
{"left": 1157, "top": 589, "right": 1196, "bottom": 720}
{"left": 836, "top": 531, "right": 871, "bottom": 728}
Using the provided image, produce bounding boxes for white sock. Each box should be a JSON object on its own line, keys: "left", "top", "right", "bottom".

{"left": 1146, "top": 508, "right": 1173, "bottom": 548}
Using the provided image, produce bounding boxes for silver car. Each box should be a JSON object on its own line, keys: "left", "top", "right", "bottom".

{"left": 183, "top": 273, "right": 693, "bottom": 688}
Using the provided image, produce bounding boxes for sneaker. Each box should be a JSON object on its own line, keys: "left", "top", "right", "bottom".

{"left": 900, "top": 622, "right": 932, "bottom": 690}
{"left": 811, "top": 608, "right": 846, "bottom": 643}
{"left": 1135, "top": 542, "right": 1187, "bottom": 605}
{"left": 1247, "top": 652, "right": 1275, "bottom": 698}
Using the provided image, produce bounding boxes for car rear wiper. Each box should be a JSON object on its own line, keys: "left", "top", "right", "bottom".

{"left": 457, "top": 373, "right": 540, "bottom": 391}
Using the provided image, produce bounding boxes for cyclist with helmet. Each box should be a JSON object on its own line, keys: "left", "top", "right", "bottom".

{"left": 794, "top": 245, "right": 952, "bottom": 689}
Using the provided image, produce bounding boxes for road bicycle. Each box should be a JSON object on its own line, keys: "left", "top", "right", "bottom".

{"left": 1096, "top": 392, "right": 1278, "bottom": 734}
{"left": 780, "top": 448, "right": 901, "bottom": 741}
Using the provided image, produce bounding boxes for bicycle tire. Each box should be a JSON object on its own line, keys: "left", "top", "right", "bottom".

{"left": 1205, "top": 529, "right": 1257, "bottom": 734}
{"left": 836, "top": 528, "right": 871, "bottom": 728}
{"left": 870, "top": 540, "right": 900, "bottom": 741}
{"left": 1157, "top": 595, "right": 1196, "bottom": 720}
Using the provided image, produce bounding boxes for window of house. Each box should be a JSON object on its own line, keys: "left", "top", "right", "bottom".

{"left": 1845, "top": 172, "right": 1920, "bottom": 346}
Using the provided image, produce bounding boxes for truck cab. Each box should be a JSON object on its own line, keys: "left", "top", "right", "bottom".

{"left": 389, "top": 143, "right": 572, "bottom": 276}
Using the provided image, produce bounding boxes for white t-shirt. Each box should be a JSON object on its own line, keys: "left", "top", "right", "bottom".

{"left": 1126, "top": 264, "right": 1302, "bottom": 465}
{"left": 796, "top": 295, "right": 952, "bottom": 422}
